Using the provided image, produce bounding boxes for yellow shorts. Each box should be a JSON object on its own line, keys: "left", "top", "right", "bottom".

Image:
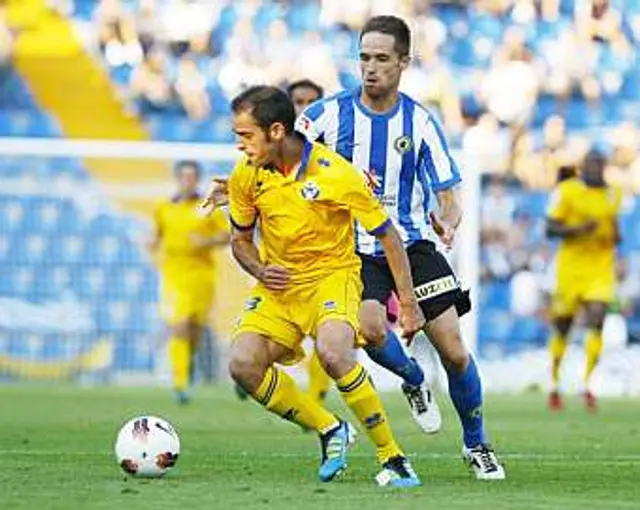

{"left": 551, "top": 269, "right": 616, "bottom": 318}
{"left": 160, "top": 271, "right": 214, "bottom": 326}
{"left": 233, "top": 268, "right": 363, "bottom": 365}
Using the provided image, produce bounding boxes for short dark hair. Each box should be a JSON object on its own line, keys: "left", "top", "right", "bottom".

{"left": 286, "top": 79, "right": 324, "bottom": 99}
{"left": 231, "top": 85, "right": 295, "bottom": 134}
{"left": 360, "top": 15, "right": 411, "bottom": 57}
{"left": 174, "top": 160, "right": 202, "bottom": 178}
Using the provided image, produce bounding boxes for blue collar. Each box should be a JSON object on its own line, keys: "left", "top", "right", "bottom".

{"left": 353, "top": 87, "right": 402, "bottom": 120}
{"left": 295, "top": 139, "right": 313, "bottom": 181}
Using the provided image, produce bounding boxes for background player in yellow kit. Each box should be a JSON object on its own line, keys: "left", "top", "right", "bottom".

{"left": 201, "top": 85, "right": 425, "bottom": 486}
{"left": 286, "top": 78, "right": 332, "bottom": 405}
{"left": 546, "top": 149, "right": 623, "bottom": 411}
{"left": 149, "top": 161, "right": 230, "bottom": 404}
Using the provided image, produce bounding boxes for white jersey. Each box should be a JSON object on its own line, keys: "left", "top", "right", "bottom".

{"left": 296, "top": 88, "right": 461, "bottom": 256}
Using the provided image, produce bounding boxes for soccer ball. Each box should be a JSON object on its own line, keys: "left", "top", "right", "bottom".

{"left": 114, "top": 416, "right": 180, "bottom": 478}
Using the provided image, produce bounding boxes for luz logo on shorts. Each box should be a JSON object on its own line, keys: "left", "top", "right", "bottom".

{"left": 323, "top": 300, "right": 336, "bottom": 310}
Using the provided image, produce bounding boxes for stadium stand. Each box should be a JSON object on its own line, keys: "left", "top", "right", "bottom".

{"left": 0, "top": 0, "right": 639, "bottom": 369}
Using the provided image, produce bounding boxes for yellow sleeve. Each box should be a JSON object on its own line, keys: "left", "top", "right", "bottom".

{"left": 228, "top": 161, "right": 258, "bottom": 230}
{"left": 333, "top": 161, "right": 390, "bottom": 234}
{"left": 546, "top": 182, "right": 574, "bottom": 222}
{"left": 204, "top": 208, "right": 230, "bottom": 234}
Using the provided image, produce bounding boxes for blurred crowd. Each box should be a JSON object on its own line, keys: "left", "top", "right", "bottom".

{"left": 69, "top": 0, "right": 640, "bottom": 191}
{"left": 65, "top": 0, "right": 640, "bottom": 325}
{"left": 0, "top": 5, "right": 14, "bottom": 68}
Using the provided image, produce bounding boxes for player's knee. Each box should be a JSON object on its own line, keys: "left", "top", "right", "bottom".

{"left": 228, "top": 341, "right": 268, "bottom": 392}
{"left": 359, "top": 303, "right": 387, "bottom": 346}
{"left": 438, "top": 332, "right": 469, "bottom": 374}
{"left": 316, "top": 322, "right": 356, "bottom": 378}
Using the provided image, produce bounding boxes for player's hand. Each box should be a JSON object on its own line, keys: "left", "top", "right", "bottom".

{"left": 189, "top": 233, "right": 212, "bottom": 249}
{"left": 399, "top": 299, "right": 426, "bottom": 345}
{"left": 574, "top": 220, "right": 597, "bottom": 237}
{"left": 430, "top": 212, "right": 456, "bottom": 249}
{"left": 197, "top": 177, "right": 229, "bottom": 217}
{"left": 258, "top": 264, "right": 291, "bottom": 291}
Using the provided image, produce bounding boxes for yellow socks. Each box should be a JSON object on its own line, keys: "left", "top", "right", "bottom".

{"left": 337, "top": 364, "right": 403, "bottom": 464}
{"left": 307, "top": 351, "right": 332, "bottom": 402}
{"left": 168, "top": 336, "right": 191, "bottom": 392}
{"left": 584, "top": 329, "right": 603, "bottom": 388}
{"left": 255, "top": 367, "right": 339, "bottom": 433}
{"left": 548, "top": 332, "right": 568, "bottom": 390}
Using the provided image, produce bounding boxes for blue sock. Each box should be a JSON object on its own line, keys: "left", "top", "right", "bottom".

{"left": 364, "top": 329, "right": 424, "bottom": 386}
{"left": 447, "top": 356, "right": 485, "bottom": 448}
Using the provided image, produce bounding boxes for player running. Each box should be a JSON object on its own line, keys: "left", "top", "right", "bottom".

{"left": 203, "top": 85, "right": 423, "bottom": 486}
{"left": 546, "top": 149, "right": 623, "bottom": 412}
{"left": 148, "top": 161, "right": 229, "bottom": 404}
{"left": 295, "top": 15, "right": 505, "bottom": 480}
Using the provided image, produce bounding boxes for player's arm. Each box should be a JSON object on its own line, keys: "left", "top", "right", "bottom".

{"left": 294, "top": 102, "right": 328, "bottom": 143}
{"left": 545, "top": 185, "right": 596, "bottom": 239}
{"left": 419, "top": 114, "right": 462, "bottom": 248}
{"left": 190, "top": 210, "right": 231, "bottom": 249}
{"left": 431, "top": 186, "right": 462, "bottom": 249}
{"left": 147, "top": 204, "right": 163, "bottom": 252}
{"left": 227, "top": 166, "right": 289, "bottom": 290}
{"left": 338, "top": 165, "right": 425, "bottom": 339}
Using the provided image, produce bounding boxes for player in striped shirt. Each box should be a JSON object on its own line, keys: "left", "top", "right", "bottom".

{"left": 295, "top": 15, "right": 505, "bottom": 480}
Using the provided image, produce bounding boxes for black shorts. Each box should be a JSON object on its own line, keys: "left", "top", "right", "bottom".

{"left": 359, "top": 241, "right": 471, "bottom": 323}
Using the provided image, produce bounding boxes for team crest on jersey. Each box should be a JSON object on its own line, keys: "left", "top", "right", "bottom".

{"left": 301, "top": 181, "right": 320, "bottom": 200}
{"left": 393, "top": 135, "right": 413, "bottom": 154}
{"left": 317, "top": 158, "right": 330, "bottom": 167}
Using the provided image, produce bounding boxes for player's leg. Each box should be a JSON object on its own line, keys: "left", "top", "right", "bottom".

{"left": 313, "top": 270, "right": 420, "bottom": 486}
{"left": 315, "top": 319, "right": 420, "bottom": 487}
{"left": 307, "top": 349, "right": 332, "bottom": 402}
{"left": 228, "top": 333, "right": 340, "bottom": 433}
{"left": 167, "top": 320, "right": 193, "bottom": 404}
{"left": 232, "top": 285, "right": 349, "bottom": 482}
{"left": 548, "top": 314, "right": 573, "bottom": 410}
{"left": 358, "top": 255, "right": 439, "bottom": 433}
{"left": 582, "top": 300, "right": 607, "bottom": 411}
{"left": 423, "top": 306, "right": 504, "bottom": 480}
{"left": 410, "top": 241, "right": 504, "bottom": 480}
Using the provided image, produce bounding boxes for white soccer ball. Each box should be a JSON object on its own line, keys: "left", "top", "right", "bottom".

{"left": 114, "top": 416, "right": 180, "bottom": 478}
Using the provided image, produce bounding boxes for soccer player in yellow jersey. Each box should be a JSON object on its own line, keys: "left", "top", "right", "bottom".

{"left": 546, "top": 149, "right": 623, "bottom": 411}
{"left": 202, "top": 85, "right": 424, "bottom": 486}
{"left": 149, "top": 161, "right": 230, "bottom": 404}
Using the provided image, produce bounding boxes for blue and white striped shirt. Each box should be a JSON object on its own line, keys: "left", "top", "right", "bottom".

{"left": 295, "top": 88, "right": 461, "bottom": 257}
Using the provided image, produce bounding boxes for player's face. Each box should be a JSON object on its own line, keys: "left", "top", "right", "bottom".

{"left": 359, "top": 32, "right": 409, "bottom": 100}
{"left": 290, "top": 86, "right": 321, "bottom": 116}
{"left": 582, "top": 157, "right": 606, "bottom": 187}
{"left": 233, "top": 110, "right": 285, "bottom": 167}
{"left": 177, "top": 166, "right": 199, "bottom": 194}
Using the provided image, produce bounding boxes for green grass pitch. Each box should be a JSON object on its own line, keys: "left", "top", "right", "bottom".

{"left": 0, "top": 385, "right": 638, "bottom": 510}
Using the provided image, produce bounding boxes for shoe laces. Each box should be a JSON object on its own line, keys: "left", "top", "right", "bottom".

{"left": 404, "top": 384, "right": 429, "bottom": 414}
{"left": 471, "top": 444, "right": 499, "bottom": 473}
{"left": 321, "top": 424, "right": 345, "bottom": 461}
{"left": 384, "top": 456, "right": 415, "bottom": 479}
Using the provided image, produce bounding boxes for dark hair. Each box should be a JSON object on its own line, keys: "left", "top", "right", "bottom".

{"left": 557, "top": 164, "right": 577, "bottom": 182}
{"left": 174, "top": 160, "right": 202, "bottom": 178}
{"left": 286, "top": 79, "right": 324, "bottom": 99}
{"left": 231, "top": 85, "right": 295, "bottom": 134}
{"left": 360, "top": 15, "right": 411, "bottom": 57}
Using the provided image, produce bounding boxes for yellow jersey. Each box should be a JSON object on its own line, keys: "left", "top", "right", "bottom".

{"left": 228, "top": 140, "right": 390, "bottom": 285}
{"left": 547, "top": 178, "right": 622, "bottom": 275}
{"left": 153, "top": 194, "right": 229, "bottom": 275}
